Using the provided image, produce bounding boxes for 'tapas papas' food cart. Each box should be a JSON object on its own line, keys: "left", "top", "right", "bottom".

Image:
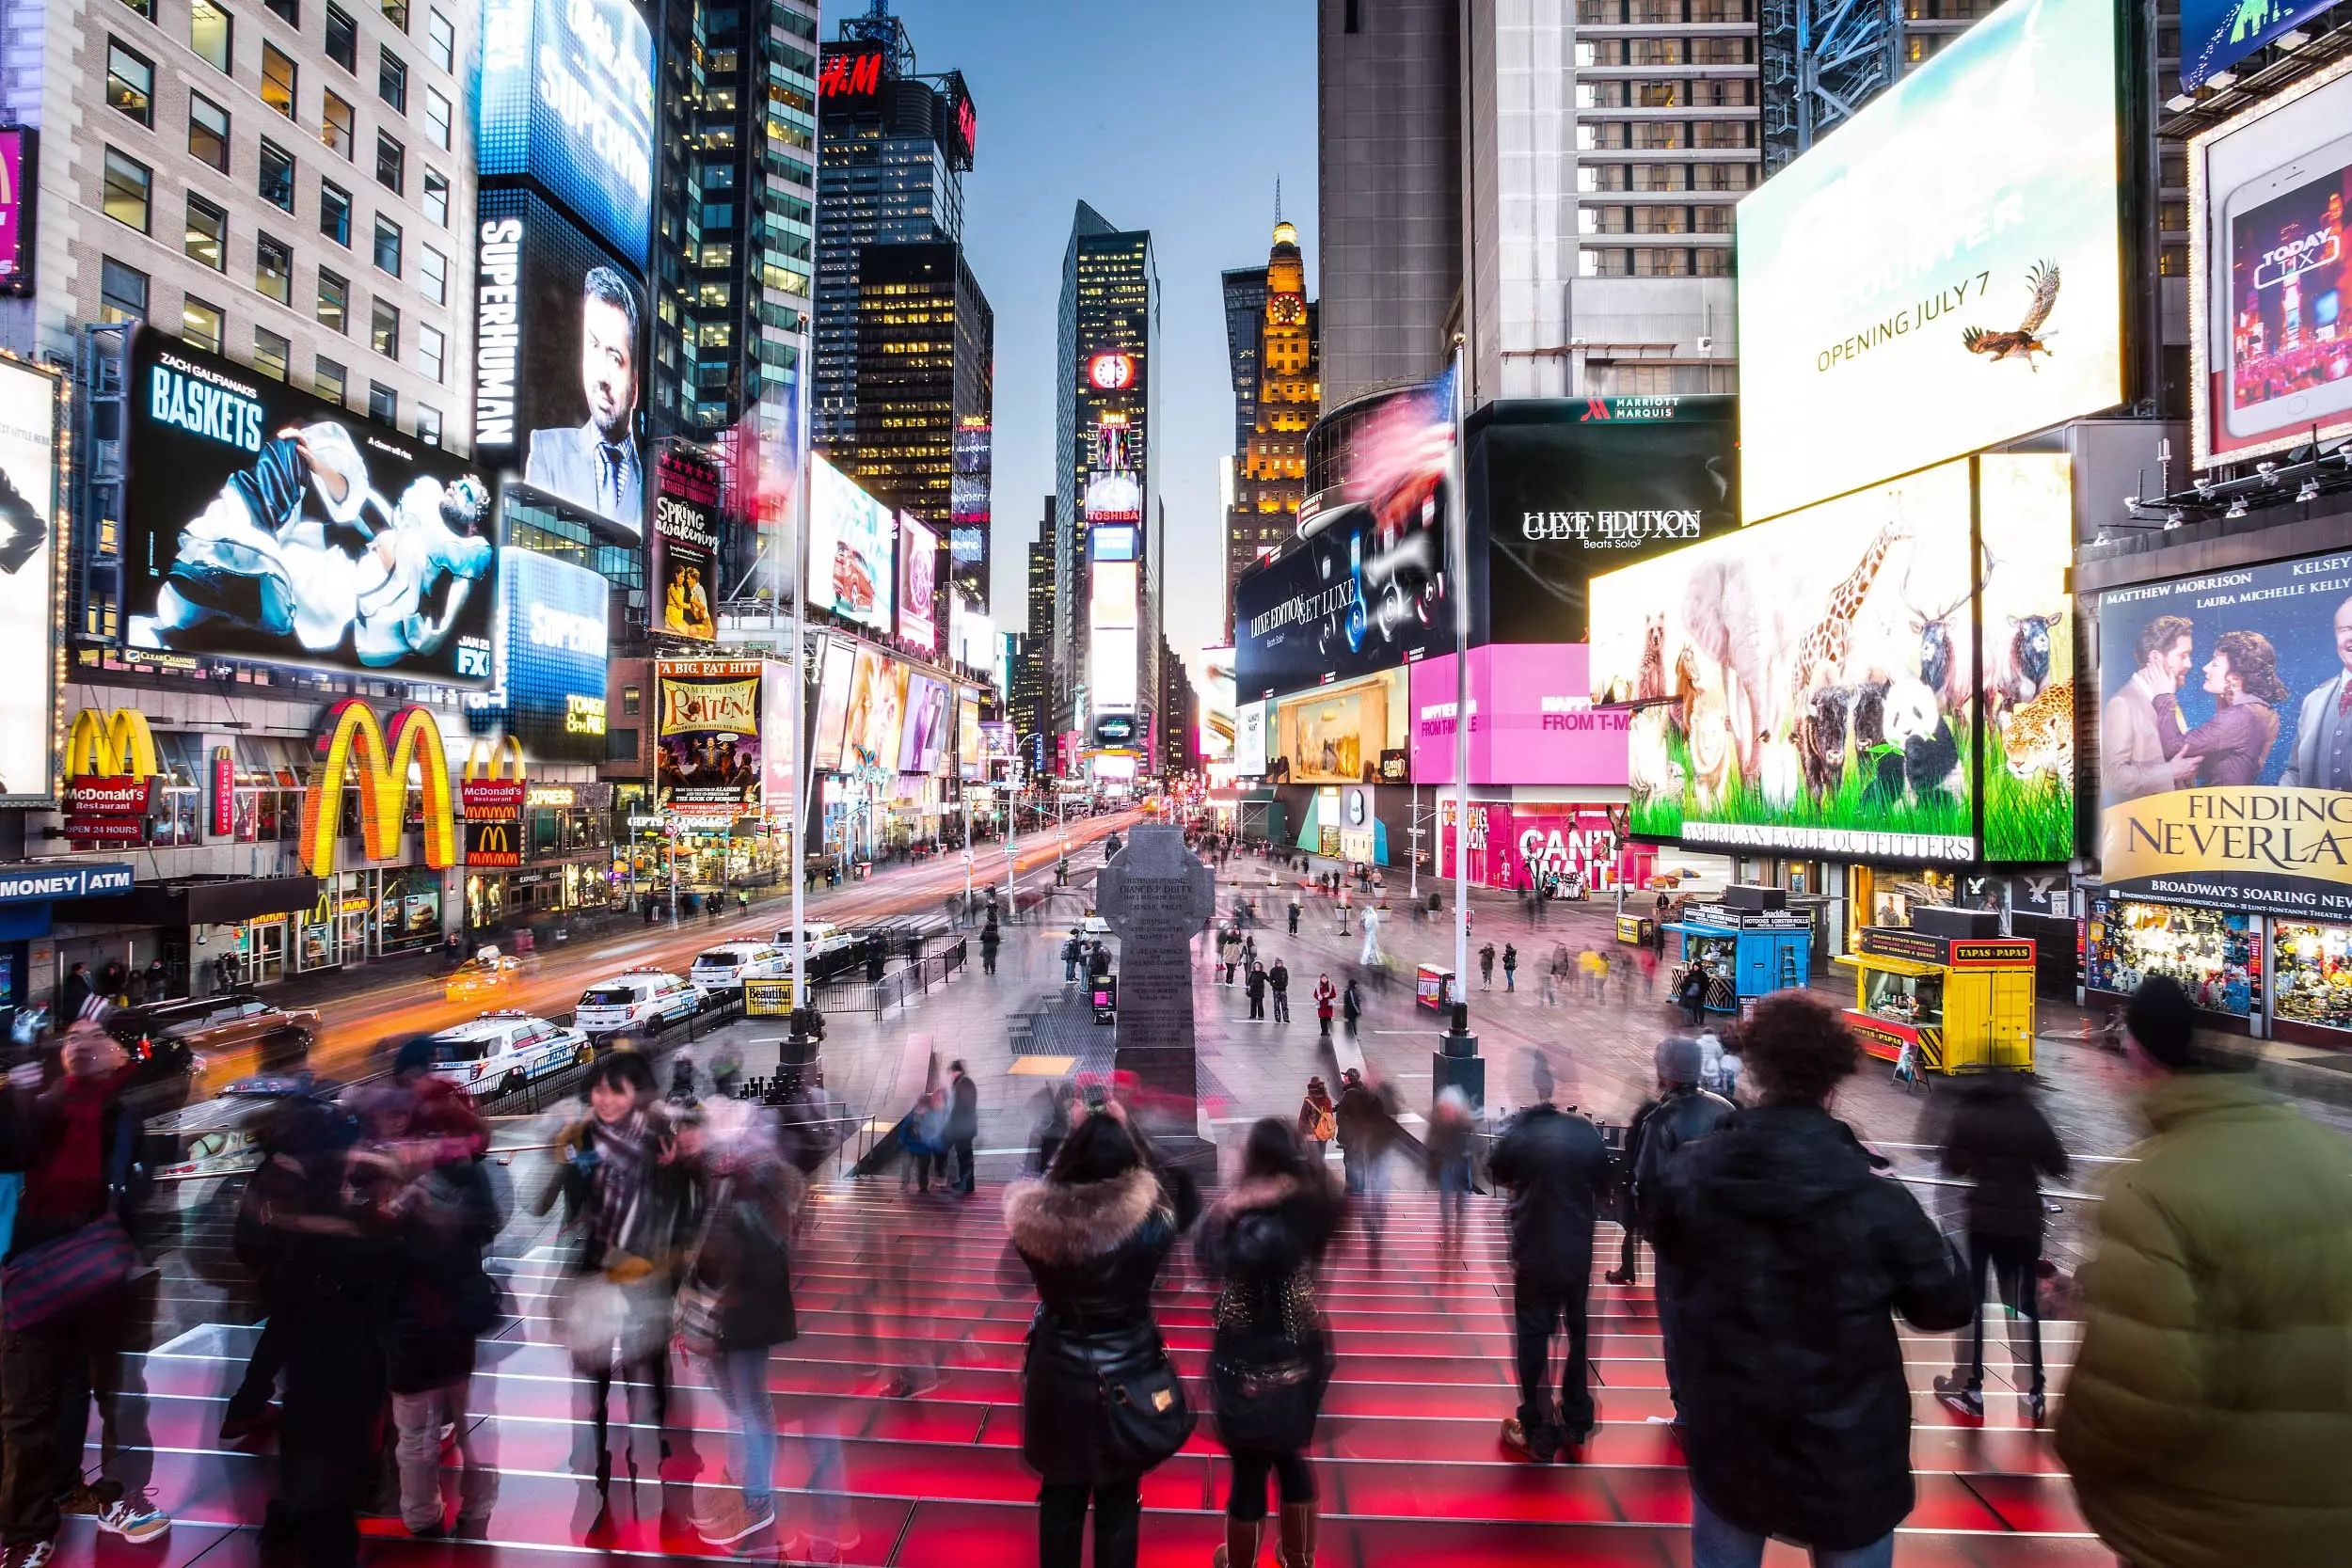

{"left": 1837, "top": 925, "right": 2038, "bottom": 1074}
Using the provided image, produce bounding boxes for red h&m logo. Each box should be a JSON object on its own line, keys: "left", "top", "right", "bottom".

{"left": 819, "top": 50, "right": 883, "bottom": 100}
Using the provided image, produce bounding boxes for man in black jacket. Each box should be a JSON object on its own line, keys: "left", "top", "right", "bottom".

{"left": 1651, "top": 992, "right": 1970, "bottom": 1565}
{"left": 1608, "top": 1036, "right": 1733, "bottom": 1287}
{"left": 946, "top": 1059, "right": 980, "bottom": 1196}
{"left": 1931, "top": 1071, "right": 2068, "bottom": 1423}
{"left": 1489, "top": 1089, "right": 1612, "bottom": 1460}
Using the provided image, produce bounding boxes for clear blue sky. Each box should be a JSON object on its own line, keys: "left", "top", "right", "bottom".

{"left": 856, "top": 0, "right": 1320, "bottom": 683}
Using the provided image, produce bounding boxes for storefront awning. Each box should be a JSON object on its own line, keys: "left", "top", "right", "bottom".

{"left": 55, "top": 875, "right": 319, "bottom": 927}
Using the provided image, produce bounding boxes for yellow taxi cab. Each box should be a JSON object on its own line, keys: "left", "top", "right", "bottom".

{"left": 443, "top": 944, "right": 523, "bottom": 1004}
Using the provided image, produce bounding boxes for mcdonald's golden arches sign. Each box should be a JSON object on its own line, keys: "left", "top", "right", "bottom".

{"left": 297, "top": 700, "right": 457, "bottom": 875}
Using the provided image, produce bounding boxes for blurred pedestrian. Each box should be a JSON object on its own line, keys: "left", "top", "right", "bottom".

{"left": 1677, "top": 964, "right": 1708, "bottom": 1026}
{"left": 1931, "top": 1070, "right": 2067, "bottom": 1424}
{"left": 1479, "top": 942, "right": 1497, "bottom": 990}
{"left": 1065, "top": 928, "right": 1086, "bottom": 984}
{"left": 1490, "top": 1073, "right": 1612, "bottom": 1459}
{"left": 1245, "top": 960, "right": 1268, "bottom": 1022}
{"left": 1005, "top": 1106, "right": 1200, "bottom": 1568}
{"left": 2058, "top": 975, "right": 2352, "bottom": 1568}
{"left": 946, "top": 1059, "right": 979, "bottom": 1196}
{"left": 1650, "top": 991, "right": 1971, "bottom": 1568}
{"left": 1198, "top": 1119, "right": 1340, "bottom": 1568}
{"left": 1427, "top": 1086, "right": 1476, "bottom": 1267}
{"left": 56, "top": 963, "right": 90, "bottom": 1028}
{"left": 1334, "top": 1069, "right": 1380, "bottom": 1196}
{"left": 1341, "top": 976, "right": 1361, "bottom": 1042}
{"left": 1314, "top": 974, "right": 1338, "bottom": 1038}
{"left": 1502, "top": 942, "right": 1518, "bottom": 992}
{"left": 141, "top": 957, "right": 169, "bottom": 1001}
{"left": 1296, "top": 1077, "right": 1336, "bottom": 1164}
{"left": 1286, "top": 895, "right": 1301, "bottom": 936}
{"left": 1268, "top": 958, "right": 1291, "bottom": 1024}
{"left": 979, "top": 918, "right": 1001, "bottom": 976}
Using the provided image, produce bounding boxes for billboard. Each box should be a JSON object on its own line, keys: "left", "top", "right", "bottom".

{"left": 1269, "top": 669, "right": 1407, "bottom": 785}
{"left": 2190, "top": 68, "right": 2352, "bottom": 470}
{"left": 652, "top": 449, "right": 719, "bottom": 641}
{"left": 0, "top": 129, "right": 34, "bottom": 296}
{"left": 809, "top": 637, "right": 855, "bottom": 772}
{"left": 950, "top": 416, "right": 991, "bottom": 607}
{"left": 2096, "top": 545, "right": 2352, "bottom": 917}
{"left": 898, "top": 512, "right": 940, "bottom": 653}
{"left": 759, "top": 657, "right": 794, "bottom": 826}
{"left": 464, "top": 547, "right": 611, "bottom": 764}
{"left": 1467, "top": 396, "right": 1740, "bottom": 644}
{"left": 841, "top": 643, "right": 909, "bottom": 773}
{"left": 1235, "top": 699, "right": 1268, "bottom": 778}
{"left": 1084, "top": 415, "right": 1142, "bottom": 523}
{"left": 477, "top": 0, "right": 655, "bottom": 268}
{"left": 958, "top": 692, "right": 983, "bottom": 781}
{"left": 1978, "top": 453, "right": 2076, "bottom": 863}
{"left": 809, "top": 455, "right": 895, "bottom": 636}
{"left": 1591, "top": 461, "right": 1979, "bottom": 863}
{"left": 121, "top": 329, "right": 497, "bottom": 685}
{"left": 1199, "top": 646, "right": 1237, "bottom": 762}
{"left": 1409, "top": 646, "right": 1630, "bottom": 787}
{"left": 0, "top": 356, "right": 56, "bottom": 804}
{"left": 1734, "top": 0, "right": 2124, "bottom": 522}
{"left": 655, "top": 658, "right": 762, "bottom": 818}
{"left": 2181, "top": 0, "right": 2338, "bottom": 92}
{"left": 473, "top": 190, "right": 645, "bottom": 538}
{"left": 899, "top": 673, "right": 951, "bottom": 774}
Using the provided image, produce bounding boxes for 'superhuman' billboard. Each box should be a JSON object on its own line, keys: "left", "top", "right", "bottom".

{"left": 477, "top": 0, "right": 654, "bottom": 268}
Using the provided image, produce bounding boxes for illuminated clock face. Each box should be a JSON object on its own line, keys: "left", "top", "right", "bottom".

{"left": 1271, "top": 294, "right": 1304, "bottom": 325}
{"left": 1088, "top": 352, "right": 1136, "bottom": 391}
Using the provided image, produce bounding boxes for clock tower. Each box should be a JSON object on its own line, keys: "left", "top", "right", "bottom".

{"left": 1226, "top": 218, "right": 1319, "bottom": 640}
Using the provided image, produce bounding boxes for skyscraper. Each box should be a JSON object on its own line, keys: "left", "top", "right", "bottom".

{"left": 1226, "top": 221, "right": 1319, "bottom": 638}
{"left": 1221, "top": 265, "right": 1270, "bottom": 452}
{"left": 845, "top": 242, "right": 995, "bottom": 575}
{"left": 1015, "top": 500, "right": 1058, "bottom": 776}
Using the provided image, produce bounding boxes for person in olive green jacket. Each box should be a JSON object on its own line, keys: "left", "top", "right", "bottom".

{"left": 2058, "top": 975, "right": 2352, "bottom": 1568}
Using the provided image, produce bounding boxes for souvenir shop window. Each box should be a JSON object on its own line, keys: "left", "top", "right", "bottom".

{"left": 2098, "top": 900, "right": 2257, "bottom": 1019}
{"left": 2273, "top": 923, "right": 2352, "bottom": 1034}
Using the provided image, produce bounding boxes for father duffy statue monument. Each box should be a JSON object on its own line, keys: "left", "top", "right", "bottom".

{"left": 1093, "top": 824, "right": 1217, "bottom": 1157}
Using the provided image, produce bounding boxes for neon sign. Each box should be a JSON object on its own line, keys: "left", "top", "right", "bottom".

{"left": 298, "top": 700, "right": 458, "bottom": 875}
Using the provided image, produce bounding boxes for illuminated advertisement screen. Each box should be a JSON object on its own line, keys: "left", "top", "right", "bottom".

{"left": 651, "top": 449, "right": 718, "bottom": 641}
{"left": 759, "top": 657, "right": 794, "bottom": 823}
{"left": 0, "top": 130, "right": 32, "bottom": 297}
{"left": 809, "top": 637, "right": 855, "bottom": 772}
{"left": 841, "top": 643, "right": 908, "bottom": 772}
{"left": 473, "top": 189, "right": 645, "bottom": 539}
{"left": 656, "top": 657, "right": 762, "bottom": 817}
{"left": 1200, "top": 646, "right": 1236, "bottom": 761}
{"left": 1090, "top": 524, "right": 1136, "bottom": 562}
{"left": 1269, "top": 669, "right": 1407, "bottom": 785}
{"left": 809, "top": 455, "right": 895, "bottom": 636}
{"left": 1591, "top": 462, "right": 1978, "bottom": 862}
{"left": 898, "top": 512, "right": 940, "bottom": 652}
{"left": 1734, "top": 0, "right": 2123, "bottom": 522}
{"left": 1236, "top": 700, "right": 1268, "bottom": 777}
{"left": 1410, "top": 646, "right": 1629, "bottom": 787}
{"left": 1091, "top": 626, "right": 1138, "bottom": 710}
{"left": 2180, "top": 0, "right": 2338, "bottom": 91}
{"left": 2096, "top": 544, "right": 2352, "bottom": 917}
{"left": 898, "top": 673, "right": 951, "bottom": 773}
{"left": 1979, "top": 453, "right": 2075, "bottom": 863}
{"left": 477, "top": 0, "right": 654, "bottom": 268}
{"left": 464, "top": 548, "right": 611, "bottom": 764}
{"left": 958, "top": 693, "right": 983, "bottom": 781}
{"left": 120, "top": 328, "right": 498, "bottom": 685}
{"left": 0, "top": 356, "right": 56, "bottom": 804}
{"left": 2191, "top": 70, "right": 2352, "bottom": 469}
{"left": 1091, "top": 560, "right": 1138, "bottom": 628}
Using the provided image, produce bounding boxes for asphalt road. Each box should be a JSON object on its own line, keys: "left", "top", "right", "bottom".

{"left": 291, "top": 810, "right": 1139, "bottom": 1081}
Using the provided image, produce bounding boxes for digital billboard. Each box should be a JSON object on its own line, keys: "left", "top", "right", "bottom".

{"left": 656, "top": 657, "right": 762, "bottom": 818}
{"left": 0, "top": 356, "right": 56, "bottom": 804}
{"left": 898, "top": 512, "right": 940, "bottom": 654}
{"left": 1269, "top": 669, "right": 1407, "bottom": 785}
{"left": 809, "top": 637, "right": 855, "bottom": 772}
{"left": 121, "top": 329, "right": 497, "bottom": 685}
{"left": 477, "top": 0, "right": 655, "bottom": 268}
{"left": 809, "top": 455, "right": 895, "bottom": 636}
{"left": 0, "top": 130, "right": 34, "bottom": 297}
{"left": 958, "top": 692, "right": 984, "bottom": 781}
{"left": 841, "top": 643, "right": 909, "bottom": 773}
{"left": 899, "top": 673, "right": 951, "bottom": 774}
{"left": 1091, "top": 626, "right": 1139, "bottom": 710}
{"left": 1235, "top": 699, "right": 1268, "bottom": 778}
{"left": 1084, "top": 415, "right": 1143, "bottom": 523}
{"left": 2190, "top": 68, "right": 2352, "bottom": 470}
{"left": 1467, "top": 396, "right": 1740, "bottom": 643}
{"left": 1410, "top": 646, "right": 1630, "bottom": 787}
{"left": 1734, "top": 0, "right": 2124, "bottom": 522}
{"left": 2181, "top": 0, "right": 2338, "bottom": 92}
{"left": 758, "top": 657, "right": 794, "bottom": 825}
{"left": 464, "top": 548, "right": 611, "bottom": 764}
{"left": 950, "top": 417, "right": 992, "bottom": 607}
{"left": 2097, "top": 546, "right": 2352, "bottom": 917}
{"left": 1979, "top": 453, "right": 2076, "bottom": 863}
{"left": 473, "top": 189, "right": 645, "bottom": 539}
{"left": 1200, "top": 646, "right": 1236, "bottom": 762}
{"left": 1591, "top": 461, "right": 1979, "bottom": 863}
{"left": 652, "top": 448, "right": 718, "bottom": 641}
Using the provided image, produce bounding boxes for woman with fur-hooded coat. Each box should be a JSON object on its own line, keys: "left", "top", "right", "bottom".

{"left": 1003, "top": 1108, "right": 1200, "bottom": 1568}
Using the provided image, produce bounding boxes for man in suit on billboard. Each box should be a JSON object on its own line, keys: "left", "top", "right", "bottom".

{"left": 2281, "top": 595, "right": 2352, "bottom": 793}
{"left": 526, "top": 266, "right": 643, "bottom": 528}
{"left": 2101, "top": 614, "right": 2195, "bottom": 807}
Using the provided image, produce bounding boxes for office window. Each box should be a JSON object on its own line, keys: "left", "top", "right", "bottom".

{"left": 317, "top": 267, "right": 348, "bottom": 332}
{"left": 322, "top": 92, "right": 355, "bottom": 156}
{"left": 421, "top": 168, "right": 448, "bottom": 226}
{"left": 102, "top": 149, "right": 151, "bottom": 232}
{"left": 325, "top": 4, "right": 356, "bottom": 70}
{"left": 418, "top": 243, "right": 446, "bottom": 305}
{"left": 189, "top": 0, "right": 230, "bottom": 71}
{"left": 183, "top": 194, "right": 228, "bottom": 270}
{"left": 182, "top": 295, "right": 224, "bottom": 353}
{"left": 188, "top": 93, "right": 231, "bottom": 171}
{"left": 314, "top": 356, "right": 346, "bottom": 404}
{"left": 107, "top": 40, "right": 154, "bottom": 125}
{"left": 426, "top": 8, "right": 453, "bottom": 70}
{"left": 374, "top": 131, "right": 404, "bottom": 192}
{"left": 367, "top": 382, "right": 395, "bottom": 423}
{"left": 99, "top": 260, "right": 149, "bottom": 324}
{"left": 373, "top": 214, "right": 401, "bottom": 275}
{"left": 264, "top": 0, "right": 298, "bottom": 22}
{"left": 371, "top": 296, "right": 398, "bottom": 356}
{"left": 422, "top": 87, "right": 450, "bottom": 149}
{"left": 378, "top": 50, "right": 407, "bottom": 111}
{"left": 319, "top": 180, "right": 350, "bottom": 245}
{"left": 261, "top": 44, "right": 297, "bottom": 117}
{"left": 117, "top": 0, "right": 153, "bottom": 17}
{"left": 417, "top": 322, "right": 443, "bottom": 381}
{"left": 255, "top": 232, "right": 293, "bottom": 302}
{"left": 382, "top": 0, "right": 409, "bottom": 28}
{"left": 258, "top": 138, "right": 295, "bottom": 209}
{"left": 415, "top": 405, "right": 441, "bottom": 446}
{"left": 252, "top": 325, "right": 290, "bottom": 380}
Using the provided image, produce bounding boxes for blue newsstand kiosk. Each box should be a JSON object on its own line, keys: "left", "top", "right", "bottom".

{"left": 1664, "top": 886, "right": 1815, "bottom": 1014}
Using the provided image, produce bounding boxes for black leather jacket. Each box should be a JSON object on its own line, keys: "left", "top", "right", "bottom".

{"left": 1629, "top": 1085, "right": 1736, "bottom": 1225}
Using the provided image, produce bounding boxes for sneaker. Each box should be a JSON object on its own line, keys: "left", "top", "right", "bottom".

{"left": 695, "top": 1497, "right": 778, "bottom": 1547}
{"left": 0, "top": 1540, "right": 55, "bottom": 1568}
{"left": 52, "top": 1484, "right": 103, "bottom": 1518}
{"left": 93, "top": 1494, "right": 170, "bottom": 1544}
{"left": 1933, "top": 1375, "right": 1984, "bottom": 1420}
{"left": 2026, "top": 1390, "right": 2048, "bottom": 1426}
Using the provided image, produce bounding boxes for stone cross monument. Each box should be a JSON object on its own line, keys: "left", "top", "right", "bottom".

{"left": 1094, "top": 824, "right": 1218, "bottom": 1146}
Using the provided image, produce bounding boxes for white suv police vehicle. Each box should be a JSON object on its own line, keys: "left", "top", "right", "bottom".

{"left": 574, "top": 971, "right": 705, "bottom": 1038}
{"left": 690, "top": 942, "right": 791, "bottom": 993}
{"left": 423, "top": 1013, "right": 591, "bottom": 1097}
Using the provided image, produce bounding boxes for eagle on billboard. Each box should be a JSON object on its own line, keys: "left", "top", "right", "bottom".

{"left": 1961, "top": 261, "right": 2062, "bottom": 370}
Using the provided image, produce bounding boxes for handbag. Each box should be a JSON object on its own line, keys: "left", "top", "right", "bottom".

{"left": 1097, "top": 1345, "right": 1194, "bottom": 1471}
{"left": 673, "top": 1176, "right": 732, "bottom": 1357}
{"left": 2, "top": 1102, "right": 145, "bottom": 1333}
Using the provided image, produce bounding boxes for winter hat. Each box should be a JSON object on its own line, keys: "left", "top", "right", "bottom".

{"left": 2126, "top": 974, "right": 2216, "bottom": 1071}
{"left": 1655, "top": 1035, "right": 1704, "bottom": 1086}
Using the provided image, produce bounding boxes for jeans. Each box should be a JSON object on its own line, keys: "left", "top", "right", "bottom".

{"left": 1224, "top": 1448, "right": 1314, "bottom": 1520}
{"left": 391, "top": 1377, "right": 498, "bottom": 1531}
{"left": 1342, "top": 1146, "right": 1367, "bottom": 1196}
{"left": 1689, "top": 1490, "right": 1895, "bottom": 1568}
{"left": 1510, "top": 1280, "right": 1594, "bottom": 1437}
{"left": 1065, "top": 958, "right": 1080, "bottom": 981}
{"left": 1504, "top": 970, "right": 1516, "bottom": 991}
{"left": 1436, "top": 1157, "right": 1471, "bottom": 1257}
{"left": 1963, "top": 1230, "right": 2044, "bottom": 1394}
{"left": 707, "top": 1348, "right": 777, "bottom": 1511}
{"left": 1272, "top": 992, "right": 1290, "bottom": 1022}
{"left": 0, "top": 1284, "right": 152, "bottom": 1545}
{"left": 948, "top": 1137, "right": 977, "bottom": 1195}
{"left": 1039, "top": 1478, "right": 1140, "bottom": 1568}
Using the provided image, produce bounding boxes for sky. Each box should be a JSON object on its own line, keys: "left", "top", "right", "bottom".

{"left": 859, "top": 0, "right": 1321, "bottom": 684}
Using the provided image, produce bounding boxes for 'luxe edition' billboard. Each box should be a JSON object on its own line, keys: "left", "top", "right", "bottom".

{"left": 2098, "top": 547, "right": 2352, "bottom": 917}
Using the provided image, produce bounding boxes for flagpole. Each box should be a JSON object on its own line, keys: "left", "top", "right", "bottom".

{"left": 1446, "top": 344, "right": 1470, "bottom": 999}
{"left": 786, "top": 385, "right": 810, "bottom": 1013}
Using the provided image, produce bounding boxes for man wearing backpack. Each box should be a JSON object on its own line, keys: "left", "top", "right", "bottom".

{"left": 1061, "top": 929, "right": 1084, "bottom": 984}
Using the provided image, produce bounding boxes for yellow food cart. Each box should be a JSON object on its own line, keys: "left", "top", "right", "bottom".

{"left": 1836, "top": 926, "right": 2038, "bottom": 1075}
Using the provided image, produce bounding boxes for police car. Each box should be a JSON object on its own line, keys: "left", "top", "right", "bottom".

{"left": 690, "top": 942, "right": 791, "bottom": 994}
{"left": 422, "top": 1012, "right": 592, "bottom": 1097}
{"left": 574, "top": 971, "right": 705, "bottom": 1037}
